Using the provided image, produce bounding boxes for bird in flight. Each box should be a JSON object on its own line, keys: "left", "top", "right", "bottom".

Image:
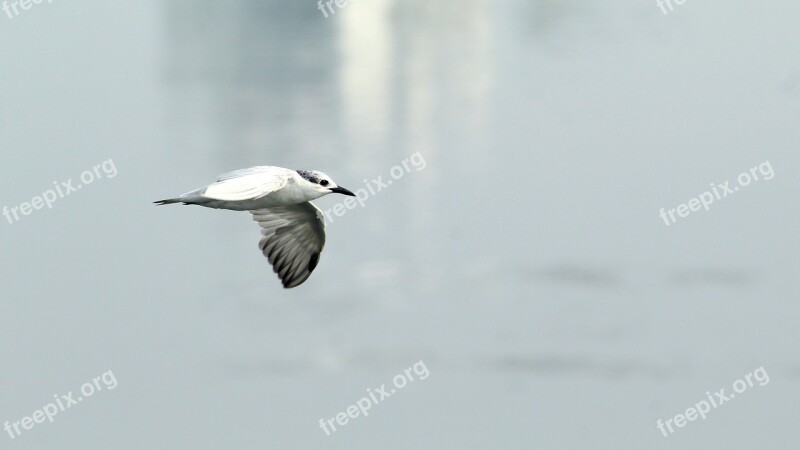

{"left": 155, "top": 166, "right": 355, "bottom": 288}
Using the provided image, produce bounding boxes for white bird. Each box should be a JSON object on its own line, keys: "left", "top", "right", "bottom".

{"left": 155, "top": 166, "right": 355, "bottom": 288}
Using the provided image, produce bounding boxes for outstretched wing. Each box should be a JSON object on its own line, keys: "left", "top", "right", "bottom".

{"left": 250, "top": 202, "right": 326, "bottom": 288}
{"left": 202, "top": 166, "right": 290, "bottom": 201}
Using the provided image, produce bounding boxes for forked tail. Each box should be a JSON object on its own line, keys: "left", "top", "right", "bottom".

{"left": 153, "top": 198, "right": 185, "bottom": 206}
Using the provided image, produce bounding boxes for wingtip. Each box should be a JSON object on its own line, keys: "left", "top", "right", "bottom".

{"left": 281, "top": 272, "right": 311, "bottom": 289}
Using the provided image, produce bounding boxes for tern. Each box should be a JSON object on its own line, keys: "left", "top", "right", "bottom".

{"left": 155, "top": 166, "right": 355, "bottom": 288}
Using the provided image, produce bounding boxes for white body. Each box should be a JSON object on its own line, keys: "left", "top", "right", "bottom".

{"left": 175, "top": 166, "right": 332, "bottom": 210}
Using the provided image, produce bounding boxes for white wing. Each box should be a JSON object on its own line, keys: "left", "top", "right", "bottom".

{"left": 202, "top": 166, "right": 290, "bottom": 201}
{"left": 251, "top": 202, "right": 326, "bottom": 288}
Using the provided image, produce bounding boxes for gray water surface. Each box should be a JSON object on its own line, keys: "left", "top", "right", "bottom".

{"left": 1, "top": 1, "right": 798, "bottom": 448}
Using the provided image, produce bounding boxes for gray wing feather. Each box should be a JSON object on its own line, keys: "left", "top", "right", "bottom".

{"left": 250, "top": 202, "right": 326, "bottom": 288}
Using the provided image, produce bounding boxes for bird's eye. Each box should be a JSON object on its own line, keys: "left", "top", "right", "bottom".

{"left": 320, "top": 180, "right": 329, "bottom": 186}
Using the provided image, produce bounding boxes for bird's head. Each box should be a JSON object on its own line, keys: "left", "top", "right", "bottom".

{"left": 296, "top": 170, "right": 355, "bottom": 197}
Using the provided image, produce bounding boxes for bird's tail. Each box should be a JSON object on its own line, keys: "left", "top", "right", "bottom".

{"left": 153, "top": 198, "right": 186, "bottom": 206}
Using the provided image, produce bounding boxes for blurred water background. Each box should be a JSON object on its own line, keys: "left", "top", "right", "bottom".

{"left": 1, "top": 0, "right": 799, "bottom": 448}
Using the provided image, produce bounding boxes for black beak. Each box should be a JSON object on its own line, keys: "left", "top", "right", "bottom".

{"left": 330, "top": 186, "right": 355, "bottom": 196}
